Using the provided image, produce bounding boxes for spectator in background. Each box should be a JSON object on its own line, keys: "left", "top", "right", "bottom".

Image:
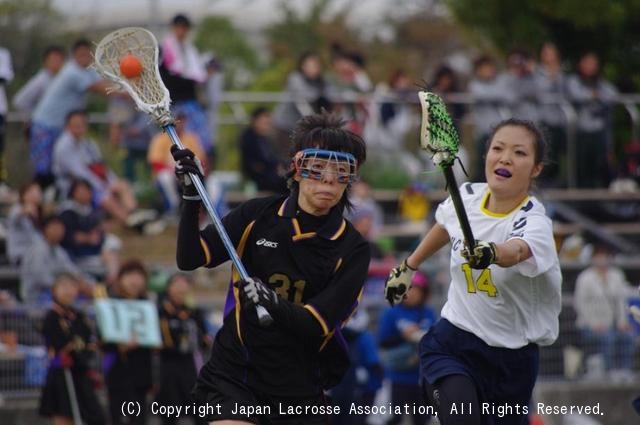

{"left": 58, "top": 179, "right": 121, "bottom": 285}
{"left": 468, "top": 55, "right": 510, "bottom": 180}
{"left": 109, "top": 97, "right": 154, "bottom": 184}
{"left": 100, "top": 260, "right": 153, "bottom": 425}
{"left": 30, "top": 39, "right": 109, "bottom": 190}
{"left": 430, "top": 64, "right": 465, "bottom": 132}
{"left": 156, "top": 273, "right": 211, "bottom": 425}
{"left": 6, "top": 181, "right": 43, "bottom": 266}
{"left": 240, "top": 107, "right": 287, "bottom": 193}
{"left": 148, "top": 112, "right": 207, "bottom": 216}
{"left": 160, "top": 14, "right": 213, "bottom": 160}
{"left": 20, "top": 215, "right": 95, "bottom": 305}
{"left": 331, "top": 308, "right": 383, "bottom": 425}
{"left": 502, "top": 48, "right": 540, "bottom": 124}
{"left": 205, "top": 56, "right": 224, "bottom": 158}
{"left": 273, "top": 51, "right": 329, "bottom": 161}
{"left": 52, "top": 110, "right": 160, "bottom": 233}
{"left": 535, "top": 42, "right": 568, "bottom": 187}
{"left": 39, "top": 273, "right": 106, "bottom": 425}
{"left": 574, "top": 245, "right": 635, "bottom": 378}
{"left": 13, "top": 45, "right": 66, "bottom": 118}
{"left": 566, "top": 52, "right": 619, "bottom": 188}
{"left": 326, "top": 43, "right": 372, "bottom": 135}
{"left": 378, "top": 272, "right": 436, "bottom": 425}
{"left": 0, "top": 45, "right": 14, "bottom": 198}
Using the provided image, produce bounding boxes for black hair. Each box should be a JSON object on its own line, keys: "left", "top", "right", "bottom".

{"left": 68, "top": 178, "right": 93, "bottom": 199}
{"left": 117, "top": 259, "right": 149, "bottom": 281}
{"left": 473, "top": 55, "right": 495, "bottom": 72}
{"left": 41, "top": 214, "right": 63, "bottom": 228}
{"left": 285, "top": 112, "right": 367, "bottom": 211}
{"left": 43, "top": 45, "right": 65, "bottom": 59}
{"left": 250, "top": 106, "right": 270, "bottom": 122}
{"left": 172, "top": 13, "right": 192, "bottom": 27}
{"left": 166, "top": 272, "right": 195, "bottom": 289}
{"left": 65, "top": 109, "right": 88, "bottom": 124}
{"left": 485, "top": 118, "right": 548, "bottom": 166}
{"left": 72, "top": 38, "right": 92, "bottom": 52}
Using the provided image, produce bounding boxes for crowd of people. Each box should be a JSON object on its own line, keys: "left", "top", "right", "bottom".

{"left": 0, "top": 10, "right": 638, "bottom": 425}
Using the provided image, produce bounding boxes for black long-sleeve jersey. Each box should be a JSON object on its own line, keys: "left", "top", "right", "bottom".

{"left": 41, "top": 303, "right": 96, "bottom": 373}
{"left": 178, "top": 194, "right": 371, "bottom": 397}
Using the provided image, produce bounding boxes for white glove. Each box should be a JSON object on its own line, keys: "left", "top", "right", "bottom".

{"left": 384, "top": 259, "right": 416, "bottom": 306}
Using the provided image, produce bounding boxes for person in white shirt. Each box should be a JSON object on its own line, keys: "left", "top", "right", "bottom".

{"left": 574, "top": 244, "right": 635, "bottom": 374}
{"left": 385, "top": 118, "right": 562, "bottom": 425}
{"left": 12, "top": 45, "right": 66, "bottom": 117}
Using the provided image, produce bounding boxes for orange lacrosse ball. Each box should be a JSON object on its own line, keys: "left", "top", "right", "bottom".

{"left": 119, "top": 54, "right": 143, "bottom": 78}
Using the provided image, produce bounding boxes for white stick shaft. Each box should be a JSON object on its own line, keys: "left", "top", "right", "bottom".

{"left": 164, "top": 126, "right": 273, "bottom": 326}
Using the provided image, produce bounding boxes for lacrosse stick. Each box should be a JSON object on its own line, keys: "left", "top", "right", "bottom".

{"left": 418, "top": 91, "right": 475, "bottom": 251}
{"left": 94, "top": 27, "right": 273, "bottom": 327}
{"left": 63, "top": 368, "right": 82, "bottom": 425}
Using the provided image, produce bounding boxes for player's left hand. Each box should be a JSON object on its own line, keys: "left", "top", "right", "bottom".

{"left": 461, "top": 240, "right": 498, "bottom": 270}
{"left": 238, "top": 277, "right": 279, "bottom": 311}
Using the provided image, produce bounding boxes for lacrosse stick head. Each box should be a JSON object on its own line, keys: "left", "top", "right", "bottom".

{"left": 94, "top": 27, "right": 173, "bottom": 126}
{"left": 418, "top": 91, "right": 460, "bottom": 168}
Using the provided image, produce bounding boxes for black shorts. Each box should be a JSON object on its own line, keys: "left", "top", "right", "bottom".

{"left": 192, "top": 372, "right": 330, "bottom": 425}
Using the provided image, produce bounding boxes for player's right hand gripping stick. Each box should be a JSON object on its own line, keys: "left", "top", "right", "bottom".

{"left": 385, "top": 259, "right": 416, "bottom": 306}
{"left": 461, "top": 240, "right": 499, "bottom": 270}
{"left": 238, "top": 277, "right": 279, "bottom": 311}
{"left": 171, "top": 145, "right": 205, "bottom": 201}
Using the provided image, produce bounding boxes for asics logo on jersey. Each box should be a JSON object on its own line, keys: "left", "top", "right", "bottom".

{"left": 256, "top": 238, "right": 278, "bottom": 248}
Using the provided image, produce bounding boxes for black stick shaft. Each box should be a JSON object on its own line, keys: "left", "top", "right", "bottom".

{"left": 443, "top": 166, "right": 475, "bottom": 249}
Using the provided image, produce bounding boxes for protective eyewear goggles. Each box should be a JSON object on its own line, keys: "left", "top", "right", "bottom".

{"left": 294, "top": 148, "right": 358, "bottom": 184}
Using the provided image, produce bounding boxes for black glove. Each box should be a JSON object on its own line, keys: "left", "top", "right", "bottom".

{"left": 171, "top": 145, "right": 204, "bottom": 201}
{"left": 461, "top": 240, "right": 499, "bottom": 270}
{"left": 238, "top": 277, "right": 279, "bottom": 311}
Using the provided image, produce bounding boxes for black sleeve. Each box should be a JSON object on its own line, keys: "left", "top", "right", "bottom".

{"left": 42, "top": 311, "right": 69, "bottom": 352}
{"left": 270, "top": 237, "right": 371, "bottom": 344}
{"left": 58, "top": 210, "right": 77, "bottom": 248}
{"left": 177, "top": 198, "right": 267, "bottom": 270}
{"left": 176, "top": 201, "right": 206, "bottom": 270}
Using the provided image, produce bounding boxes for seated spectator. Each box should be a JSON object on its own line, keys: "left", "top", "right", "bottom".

{"left": 331, "top": 309, "right": 383, "bottom": 425}
{"left": 52, "top": 109, "right": 159, "bottom": 232}
{"left": 574, "top": 244, "right": 635, "bottom": 379}
{"left": 156, "top": 273, "right": 212, "bottom": 425}
{"left": 6, "top": 181, "right": 43, "bottom": 266}
{"left": 240, "top": 107, "right": 287, "bottom": 193}
{"left": 58, "top": 179, "right": 121, "bottom": 284}
{"left": 20, "top": 215, "right": 94, "bottom": 305}
{"left": 574, "top": 245, "right": 634, "bottom": 376}
{"left": 378, "top": 272, "right": 437, "bottom": 425}
{"left": 468, "top": 55, "right": 510, "bottom": 180}
{"left": 566, "top": 52, "right": 619, "bottom": 188}
{"left": 430, "top": 64, "right": 465, "bottom": 132}
{"left": 39, "top": 273, "right": 106, "bottom": 425}
{"left": 273, "top": 51, "right": 329, "bottom": 161}
{"left": 147, "top": 113, "right": 207, "bottom": 215}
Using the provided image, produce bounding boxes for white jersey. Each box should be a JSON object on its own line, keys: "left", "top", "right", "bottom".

{"left": 435, "top": 183, "right": 562, "bottom": 348}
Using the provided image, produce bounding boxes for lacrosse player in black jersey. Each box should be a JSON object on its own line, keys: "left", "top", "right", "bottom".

{"left": 172, "top": 111, "right": 369, "bottom": 424}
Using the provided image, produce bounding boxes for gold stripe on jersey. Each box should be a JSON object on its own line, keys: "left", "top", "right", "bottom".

{"left": 318, "top": 330, "right": 334, "bottom": 352}
{"left": 329, "top": 220, "right": 347, "bottom": 240}
{"left": 304, "top": 304, "right": 329, "bottom": 336}
{"left": 160, "top": 318, "right": 174, "bottom": 348}
{"left": 334, "top": 258, "right": 343, "bottom": 272}
{"left": 232, "top": 220, "right": 257, "bottom": 346}
{"left": 480, "top": 190, "right": 530, "bottom": 218}
{"left": 199, "top": 238, "right": 212, "bottom": 266}
{"left": 291, "top": 218, "right": 316, "bottom": 241}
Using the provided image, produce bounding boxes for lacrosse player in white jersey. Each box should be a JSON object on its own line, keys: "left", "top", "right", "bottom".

{"left": 385, "top": 118, "right": 562, "bottom": 425}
